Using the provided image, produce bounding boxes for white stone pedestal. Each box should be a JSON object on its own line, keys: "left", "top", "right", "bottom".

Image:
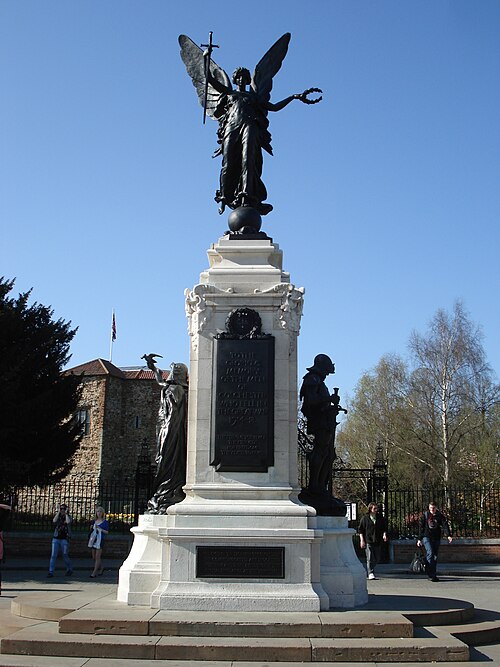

{"left": 118, "top": 234, "right": 367, "bottom": 611}
{"left": 117, "top": 514, "right": 165, "bottom": 605}
{"left": 147, "top": 495, "right": 328, "bottom": 611}
{"left": 317, "top": 516, "right": 368, "bottom": 608}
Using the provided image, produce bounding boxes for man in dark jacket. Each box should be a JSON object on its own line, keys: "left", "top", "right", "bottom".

{"left": 417, "top": 501, "right": 452, "bottom": 582}
{"left": 358, "top": 502, "right": 388, "bottom": 580}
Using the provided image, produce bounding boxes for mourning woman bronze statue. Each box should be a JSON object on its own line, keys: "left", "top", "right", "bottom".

{"left": 179, "top": 33, "right": 322, "bottom": 229}
{"left": 143, "top": 355, "right": 189, "bottom": 514}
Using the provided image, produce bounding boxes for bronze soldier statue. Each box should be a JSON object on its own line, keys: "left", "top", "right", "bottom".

{"left": 299, "top": 354, "right": 347, "bottom": 516}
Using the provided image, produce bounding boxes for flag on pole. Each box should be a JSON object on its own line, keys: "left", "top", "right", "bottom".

{"left": 111, "top": 311, "right": 117, "bottom": 341}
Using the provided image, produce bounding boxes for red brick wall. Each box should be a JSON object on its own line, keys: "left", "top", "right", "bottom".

{"left": 3, "top": 532, "right": 132, "bottom": 559}
{"left": 392, "top": 539, "right": 500, "bottom": 563}
{"left": 5, "top": 534, "right": 499, "bottom": 563}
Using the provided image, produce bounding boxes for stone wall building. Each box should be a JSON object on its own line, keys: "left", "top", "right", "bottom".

{"left": 65, "top": 359, "right": 169, "bottom": 484}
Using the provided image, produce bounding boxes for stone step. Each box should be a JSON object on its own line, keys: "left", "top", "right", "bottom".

{"left": 59, "top": 608, "right": 413, "bottom": 639}
{"left": 0, "top": 622, "right": 469, "bottom": 662}
{"left": 11, "top": 590, "right": 117, "bottom": 622}
{"left": 10, "top": 591, "right": 476, "bottom": 629}
{"left": 449, "top": 619, "right": 500, "bottom": 647}
{"left": 0, "top": 656, "right": 89, "bottom": 666}
{"left": 0, "top": 659, "right": 492, "bottom": 667}
{"left": 1, "top": 623, "right": 161, "bottom": 661}
{"left": 440, "top": 607, "right": 500, "bottom": 647}
{"left": 403, "top": 603, "right": 474, "bottom": 627}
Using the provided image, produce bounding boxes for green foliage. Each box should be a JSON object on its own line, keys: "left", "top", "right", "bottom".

{"left": 336, "top": 353, "right": 423, "bottom": 487}
{"left": 0, "top": 277, "right": 82, "bottom": 486}
{"left": 337, "top": 302, "right": 500, "bottom": 490}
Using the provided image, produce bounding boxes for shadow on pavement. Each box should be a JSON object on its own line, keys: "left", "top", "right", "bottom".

{"left": 364, "top": 594, "right": 471, "bottom": 611}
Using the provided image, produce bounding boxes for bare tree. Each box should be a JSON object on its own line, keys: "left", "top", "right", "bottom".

{"left": 337, "top": 302, "right": 499, "bottom": 495}
{"left": 336, "top": 354, "right": 423, "bottom": 487}
{"left": 408, "top": 301, "right": 499, "bottom": 496}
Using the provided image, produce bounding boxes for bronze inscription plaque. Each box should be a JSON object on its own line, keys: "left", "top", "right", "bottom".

{"left": 196, "top": 546, "right": 285, "bottom": 579}
{"left": 211, "top": 337, "right": 274, "bottom": 472}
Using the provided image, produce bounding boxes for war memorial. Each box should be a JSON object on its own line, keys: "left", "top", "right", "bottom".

{"left": 117, "top": 31, "right": 367, "bottom": 612}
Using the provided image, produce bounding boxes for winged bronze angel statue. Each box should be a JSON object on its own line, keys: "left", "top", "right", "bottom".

{"left": 179, "top": 33, "right": 322, "bottom": 225}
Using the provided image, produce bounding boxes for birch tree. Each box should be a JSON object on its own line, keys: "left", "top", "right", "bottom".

{"left": 336, "top": 354, "right": 421, "bottom": 487}
{"left": 408, "top": 301, "right": 498, "bottom": 494}
{"left": 337, "top": 302, "right": 499, "bottom": 492}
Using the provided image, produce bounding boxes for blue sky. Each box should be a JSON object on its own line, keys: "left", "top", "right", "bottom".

{"left": 2, "top": 1, "right": 499, "bottom": 402}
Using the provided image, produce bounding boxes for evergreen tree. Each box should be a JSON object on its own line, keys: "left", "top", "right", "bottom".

{"left": 0, "top": 278, "right": 82, "bottom": 486}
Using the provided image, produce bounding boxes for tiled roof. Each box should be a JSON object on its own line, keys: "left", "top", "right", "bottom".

{"left": 122, "top": 368, "right": 170, "bottom": 380}
{"left": 65, "top": 359, "right": 126, "bottom": 378}
{"left": 65, "top": 359, "right": 170, "bottom": 380}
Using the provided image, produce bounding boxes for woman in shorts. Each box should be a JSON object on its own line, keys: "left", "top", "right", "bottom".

{"left": 88, "top": 506, "right": 109, "bottom": 577}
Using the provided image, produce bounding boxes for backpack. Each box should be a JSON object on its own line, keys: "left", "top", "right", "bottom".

{"left": 409, "top": 550, "right": 427, "bottom": 575}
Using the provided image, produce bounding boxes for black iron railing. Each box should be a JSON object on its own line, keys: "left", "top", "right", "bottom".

{"left": 387, "top": 486, "right": 500, "bottom": 538}
{"left": 2, "top": 477, "right": 499, "bottom": 539}
{"left": 1, "top": 475, "right": 155, "bottom": 535}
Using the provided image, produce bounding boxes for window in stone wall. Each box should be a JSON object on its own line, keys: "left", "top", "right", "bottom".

{"left": 76, "top": 408, "right": 91, "bottom": 436}
{"left": 134, "top": 416, "right": 142, "bottom": 429}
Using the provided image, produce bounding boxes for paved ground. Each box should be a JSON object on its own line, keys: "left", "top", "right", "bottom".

{"left": 1, "top": 558, "right": 499, "bottom": 663}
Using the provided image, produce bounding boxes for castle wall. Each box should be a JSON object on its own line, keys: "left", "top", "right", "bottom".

{"left": 100, "top": 377, "right": 159, "bottom": 483}
{"left": 68, "top": 376, "right": 106, "bottom": 481}
{"left": 66, "top": 373, "right": 161, "bottom": 484}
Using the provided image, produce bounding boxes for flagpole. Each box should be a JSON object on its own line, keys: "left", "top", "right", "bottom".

{"left": 109, "top": 310, "right": 116, "bottom": 362}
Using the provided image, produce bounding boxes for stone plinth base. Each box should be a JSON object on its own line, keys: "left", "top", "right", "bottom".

{"left": 117, "top": 514, "right": 165, "bottom": 605}
{"left": 118, "top": 506, "right": 368, "bottom": 611}
{"left": 119, "top": 495, "right": 330, "bottom": 612}
{"left": 317, "top": 516, "right": 368, "bottom": 608}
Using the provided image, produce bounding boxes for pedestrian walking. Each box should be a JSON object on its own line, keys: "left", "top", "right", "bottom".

{"left": 416, "top": 501, "right": 452, "bottom": 582}
{"left": 47, "top": 503, "right": 73, "bottom": 577}
{"left": 358, "top": 502, "right": 388, "bottom": 580}
{"left": 0, "top": 500, "right": 13, "bottom": 595}
{"left": 88, "top": 506, "right": 109, "bottom": 577}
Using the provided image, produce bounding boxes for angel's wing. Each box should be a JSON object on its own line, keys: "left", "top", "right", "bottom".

{"left": 251, "top": 33, "right": 291, "bottom": 103}
{"left": 179, "top": 35, "right": 231, "bottom": 119}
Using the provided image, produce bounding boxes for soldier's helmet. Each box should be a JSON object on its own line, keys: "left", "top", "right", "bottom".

{"left": 307, "top": 354, "right": 335, "bottom": 376}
